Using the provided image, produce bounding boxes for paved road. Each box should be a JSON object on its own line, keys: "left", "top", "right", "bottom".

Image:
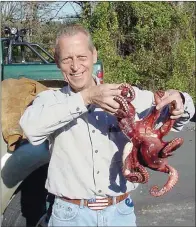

{"left": 130, "top": 122, "right": 195, "bottom": 226}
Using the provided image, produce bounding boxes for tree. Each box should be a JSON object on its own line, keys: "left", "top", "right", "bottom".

{"left": 1, "top": 1, "right": 69, "bottom": 41}
{"left": 1, "top": 1, "right": 195, "bottom": 102}
{"left": 79, "top": 1, "right": 195, "bottom": 101}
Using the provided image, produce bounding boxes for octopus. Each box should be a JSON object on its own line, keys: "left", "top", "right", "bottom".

{"left": 114, "top": 83, "right": 184, "bottom": 197}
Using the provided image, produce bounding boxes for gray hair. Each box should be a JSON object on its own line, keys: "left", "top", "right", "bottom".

{"left": 55, "top": 24, "right": 95, "bottom": 62}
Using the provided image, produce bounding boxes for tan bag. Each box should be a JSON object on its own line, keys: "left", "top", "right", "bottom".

{"left": 1, "top": 77, "right": 48, "bottom": 151}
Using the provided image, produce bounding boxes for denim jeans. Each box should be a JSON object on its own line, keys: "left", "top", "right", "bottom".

{"left": 48, "top": 195, "right": 136, "bottom": 226}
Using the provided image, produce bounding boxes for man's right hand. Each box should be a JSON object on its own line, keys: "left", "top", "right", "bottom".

{"left": 81, "top": 84, "right": 122, "bottom": 115}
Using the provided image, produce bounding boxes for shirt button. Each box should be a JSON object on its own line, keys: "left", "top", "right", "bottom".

{"left": 97, "top": 171, "right": 100, "bottom": 174}
{"left": 92, "top": 130, "right": 95, "bottom": 133}
{"left": 98, "top": 190, "right": 102, "bottom": 193}
{"left": 76, "top": 107, "right": 80, "bottom": 111}
{"left": 95, "top": 150, "right": 98, "bottom": 153}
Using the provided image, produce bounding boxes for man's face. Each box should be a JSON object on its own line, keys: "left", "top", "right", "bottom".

{"left": 56, "top": 33, "right": 97, "bottom": 92}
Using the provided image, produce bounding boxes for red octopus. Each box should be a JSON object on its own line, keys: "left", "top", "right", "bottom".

{"left": 114, "top": 83, "right": 184, "bottom": 197}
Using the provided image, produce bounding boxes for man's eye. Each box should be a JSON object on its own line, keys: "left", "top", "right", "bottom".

{"left": 78, "top": 56, "right": 86, "bottom": 61}
{"left": 62, "top": 58, "right": 71, "bottom": 64}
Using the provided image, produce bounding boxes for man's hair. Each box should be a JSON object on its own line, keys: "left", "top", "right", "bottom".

{"left": 54, "top": 24, "right": 95, "bottom": 62}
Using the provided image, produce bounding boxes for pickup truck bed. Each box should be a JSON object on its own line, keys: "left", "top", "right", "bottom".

{"left": 2, "top": 60, "right": 103, "bottom": 82}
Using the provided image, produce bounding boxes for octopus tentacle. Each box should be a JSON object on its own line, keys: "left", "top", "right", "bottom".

{"left": 123, "top": 145, "right": 150, "bottom": 184}
{"left": 141, "top": 106, "right": 160, "bottom": 129}
{"left": 119, "top": 83, "right": 135, "bottom": 102}
{"left": 114, "top": 87, "right": 183, "bottom": 197}
{"left": 159, "top": 118, "right": 175, "bottom": 136}
{"left": 143, "top": 90, "right": 165, "bottom": 129}
{"left": 123, "top": 164, "right": 149, "bottom": 183}
{"left": 119, "top": 118, "right": 134, "bottom": 136}
{"left": 150, "top": 164, "right": 178, "bottom": 197}
{"left": 157, "top": 96, "right": 177, "bottom": 136}
{"left": 160, "top": 138, "right": 184, "bottom": 158}
{"left": 125, "top": 172, "right": 144, "bottom": 183}
{"left": 137, "top": 165, "right": 150, "bottom": 183}
{"left": 114, "top": 96, "right": 130, "bottom": 114}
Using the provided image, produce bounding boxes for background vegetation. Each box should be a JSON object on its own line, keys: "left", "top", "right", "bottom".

{"left": 1, "top": 1, "right": 195, "bottom": 102}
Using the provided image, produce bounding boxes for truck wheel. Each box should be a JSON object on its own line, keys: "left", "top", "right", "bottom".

{"left": 2, "top": 164, "right": 48, "bottom": 227}
{"left": 2, "top": 191, "right": 26, "bottom": 226}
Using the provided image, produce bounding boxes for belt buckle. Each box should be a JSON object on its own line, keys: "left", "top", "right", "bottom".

{"left": 87, "top": 197, "right": 97, "bottom": 205}
{"left": 87, "top": 197, "right": 97, "bottom": 207}
{"left": 87, "top": 197, "right": 109, "bottom": 209}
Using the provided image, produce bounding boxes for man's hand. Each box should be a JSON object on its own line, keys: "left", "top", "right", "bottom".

{"left": 156, "top": 89, "right": 184, "bottom": 120}
{"left": 81, "top": 83, "right": 122, "bottom": 115}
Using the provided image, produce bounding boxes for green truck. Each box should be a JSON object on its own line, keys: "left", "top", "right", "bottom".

{"left": 1, "top": 27, "right": 104, "bottom": 226}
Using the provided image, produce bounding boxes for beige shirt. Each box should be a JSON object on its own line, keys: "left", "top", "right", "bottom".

{"left": 20, "top": 84, "right": 195, "bottom": 199}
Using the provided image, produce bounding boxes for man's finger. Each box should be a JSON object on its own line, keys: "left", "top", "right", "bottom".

{"left": 156, "top": 94, "right": 182, "bottom": 111}
{"left": 104, "top": 90, "right": 122, "bottom": 97}
{"left": 172, "top": 100, "right": 183, "bottom": 111}
{"left": 170, "top": 108, "right": 184, "bottom": 116}
{"left": 104, "top": 83, "right": 122, "bottom": 90}
{"left": 109, "top": 99, "right": 121, "bottom": 109}
{"left": 103, "top": 97, "right": 121, "bottom": 109}
{"left": 170, "top": 114, "right": 183, "bottom": 120}
{"left": 156, "top": 97, "right": 172, "bottom": 110}
{"left": 102, "top": 105, "right": 119, "bottom": 114}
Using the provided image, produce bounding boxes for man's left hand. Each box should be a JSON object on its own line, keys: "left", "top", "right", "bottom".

{"left": 156, "top": 89, "right": 184, "bottom": 120}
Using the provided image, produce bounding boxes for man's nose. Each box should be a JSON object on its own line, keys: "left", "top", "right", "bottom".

{"left": 71, "top": 58, "right": 79, "bottom": 71}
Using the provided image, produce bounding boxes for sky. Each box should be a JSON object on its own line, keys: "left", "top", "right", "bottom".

{"left": 52, "top": 1, "right": 81, "bottom": 20}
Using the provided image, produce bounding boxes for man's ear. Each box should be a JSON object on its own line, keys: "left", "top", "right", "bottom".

{"left": 93, "top": 48, "right": 98, "bottom": 64}
{"left": 54, "top": 52, "right": 60, "bottom": 68}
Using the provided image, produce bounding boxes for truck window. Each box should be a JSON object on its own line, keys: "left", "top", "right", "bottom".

{"left": 12, "top": 44, "right": 44, "bottom": 64}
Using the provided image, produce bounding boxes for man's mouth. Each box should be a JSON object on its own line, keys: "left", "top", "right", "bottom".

{"left": 70, "top": 72, "right": 84, "bottom": 77}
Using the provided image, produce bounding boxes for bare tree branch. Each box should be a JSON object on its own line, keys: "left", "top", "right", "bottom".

{"left": 48, "top": 2, "right": 68, "bottom": 21}
{"left": 69, "top": 2, "right": 80, "bottom": 17}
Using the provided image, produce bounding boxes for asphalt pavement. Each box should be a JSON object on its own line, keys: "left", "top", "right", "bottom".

{"left": 130, "top": 121, "right": 195, "bottom": 226}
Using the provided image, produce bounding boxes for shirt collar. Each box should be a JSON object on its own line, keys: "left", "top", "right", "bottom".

{"left": 67, "top": 75, "right": 100, "bottom": 96}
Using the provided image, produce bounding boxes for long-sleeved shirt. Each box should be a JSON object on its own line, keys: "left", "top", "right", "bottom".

{"left": 19, "top": 84, "right": 195, "bottom": 199}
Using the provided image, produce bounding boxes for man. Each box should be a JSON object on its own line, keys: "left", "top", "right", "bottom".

{"left": 20, "top": 24, "right": 195, "bottom": 226}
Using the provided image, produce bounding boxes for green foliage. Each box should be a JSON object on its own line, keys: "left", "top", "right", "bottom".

{"left": 166, "top": 36, "right": 195, "bottom": 101}
{"left": 2, "top": 1, "right": 195, "bottom": 103}
{"left": 81, "top": 2, "right": 117, "bottom": 62}
{"left": 80, "top": 2, "right": 140, "bottom": 85}
{"left": 81, "top": 1, "right": 195, "bottom": 103}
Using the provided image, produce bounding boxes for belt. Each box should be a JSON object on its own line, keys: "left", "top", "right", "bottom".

{"left": 60, "top": 192, "right": 129, "bottom": 210}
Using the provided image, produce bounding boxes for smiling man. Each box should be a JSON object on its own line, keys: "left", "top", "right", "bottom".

{"left": 54, "top": 29, "right": 98, "bottom": 92}
{"left": 20, "top": 24, "right": 195, "bottom": 227}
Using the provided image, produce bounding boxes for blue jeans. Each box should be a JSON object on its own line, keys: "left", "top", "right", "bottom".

{"left": 48, "top": 195, "right": 136, "bottom": 226}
